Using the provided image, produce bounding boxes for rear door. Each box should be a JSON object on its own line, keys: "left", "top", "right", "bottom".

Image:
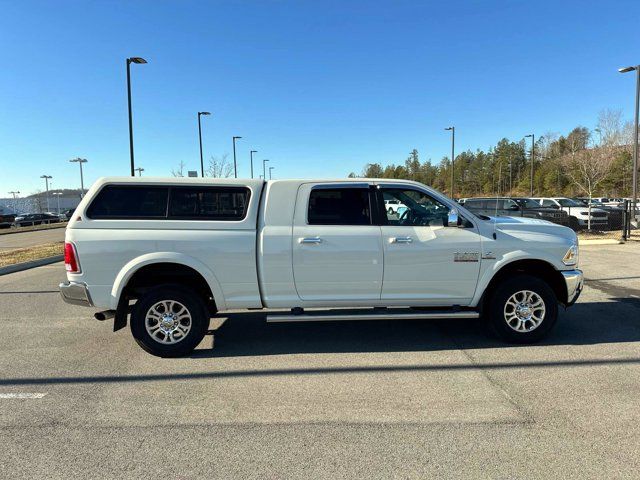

{"left": 292, "top": 183, "right": 383, "bottom": 301}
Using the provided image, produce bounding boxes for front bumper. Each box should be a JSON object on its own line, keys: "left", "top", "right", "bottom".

{"left": 561, "top": 269, "right": 583, "bottom": 306}
{"left": 59, "top": 281, "right": 94, "bottom": 307}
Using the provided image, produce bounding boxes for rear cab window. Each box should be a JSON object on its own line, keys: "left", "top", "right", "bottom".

{"left": 307, "top": 188, "right": 371, "bottom": 225}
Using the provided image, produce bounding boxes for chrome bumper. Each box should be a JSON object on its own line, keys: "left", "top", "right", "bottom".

{"left": 59, "top": 281, "right": 93, "bottom": 307}
{"left": 561, "top": 269, "right": 583, "bottom": 306}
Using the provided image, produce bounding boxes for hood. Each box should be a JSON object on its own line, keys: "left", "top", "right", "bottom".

{"left": 485, "top": 215, "right": 577, "bottom": 241}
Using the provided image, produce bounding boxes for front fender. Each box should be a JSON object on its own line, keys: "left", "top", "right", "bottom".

{"left": 109, "top": 252, "right": 227, "bottom": 311}
{"left": 471, "top": 249, "right": 565, "bottom": 307}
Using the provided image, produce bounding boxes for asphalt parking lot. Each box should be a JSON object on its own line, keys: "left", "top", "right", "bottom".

{"left": 0, "top": 226, "right": 65, "bottom": 251}
{"left": 1, "top": 243, "right": 640, "bottom": 479}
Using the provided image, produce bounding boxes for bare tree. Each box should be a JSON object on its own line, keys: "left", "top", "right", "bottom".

{"left": 171, "top": 161, "right": 186, "bottom": 177}
{"left": 207, "top": 153, "right": 233, "bottom": 178}
{"left": 561, "top": 146, "right": 616, "bottom": 229}
{"left": 596, "top": 108, "right": 625, "bottom": 146}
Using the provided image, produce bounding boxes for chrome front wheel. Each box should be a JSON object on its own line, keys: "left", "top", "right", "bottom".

{"left": 503, "top": 290, "right": 546, "bottom": 332}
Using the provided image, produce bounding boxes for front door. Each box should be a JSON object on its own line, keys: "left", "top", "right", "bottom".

{"left": 379, "top": 186, "right": 481, "bottom": 305}
{"left": 292, "top": 183, "right": 383, "bottom": 302}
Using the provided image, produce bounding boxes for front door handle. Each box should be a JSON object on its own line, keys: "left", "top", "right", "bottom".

{"left": 300, "top": 237, "right": 323, "bottom": 244}
{"left": 391, "top": 236, "right": 413, "bottom": 244}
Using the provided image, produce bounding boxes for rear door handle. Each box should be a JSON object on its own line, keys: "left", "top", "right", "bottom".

{"left": 300, "top": 237, "right": 323, "bottom": 244}
{"left": 391, "top": 236, "right": 413, "bottom": 244}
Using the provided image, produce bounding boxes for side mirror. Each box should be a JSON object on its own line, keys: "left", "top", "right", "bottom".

{"left": 447, "top": 209, "right": 460, "bottom": 227}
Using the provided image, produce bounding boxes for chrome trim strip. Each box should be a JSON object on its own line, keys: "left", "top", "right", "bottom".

{"left": 267, "top": 311, "right": 480, "bottom": 323}
{"left": 59, "top": 281, "right": 94, "bottom": 307}
{"left": 561, "top": 269, "right": 583, "bottom": 305}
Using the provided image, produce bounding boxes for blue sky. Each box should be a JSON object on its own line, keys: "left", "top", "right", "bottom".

{"left": 1, "top": 0, "right": 639, "bottom": 194}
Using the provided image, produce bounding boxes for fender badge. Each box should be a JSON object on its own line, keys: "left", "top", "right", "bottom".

{"left": 454, "top": 252, "right": 479, "bottom": 262}
{"left": 481, "top": 251, "right": 496, "bottom": 260}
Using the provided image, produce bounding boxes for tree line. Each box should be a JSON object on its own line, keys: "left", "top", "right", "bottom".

{"left": 348, "top": 109, "right": 634, "bottom": 199}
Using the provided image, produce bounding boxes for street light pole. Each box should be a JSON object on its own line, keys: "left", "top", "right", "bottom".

{"left": 269, "top": 166, "right": 274, "bottom": 179}
{"left": 126, "top": 56, "right": 147, "bottom": 177}
{"left": 232, "top": 136, "right": 242, "bottom": 178}
{"left": 525, "top": 134, "right": 535, "bottom": 196}
{"left": 263, "top": 159, "right": 269, "bottom": 180}
{"left": 9, "top": 191, "right": 20, "bottom": 199}
{"left": 198, "top": 112, "right": 211, "bottom": 177}
{"left": 69, "top": 158, "right": 88, "bottom": 197}
{"left": 619, "top": 65, "right": 640, "bottom": 223}
{"left": 40, "top": 175, "right": 52, "bottom": 212}
{"left": 134, "top": 167, "right": 144, "bottom": 177}
{"left": 53, "top": 192, "right": 62, "bottom": 214}
{"left": 445, "top": 127, "right": 455, "bottom": 197}
{"left": 250, "top": 150, "right": 257, "bottom": 179}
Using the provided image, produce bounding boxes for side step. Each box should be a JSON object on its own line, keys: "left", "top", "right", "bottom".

{"left": 266, "top": 308, "right": 479, "bottom": 323}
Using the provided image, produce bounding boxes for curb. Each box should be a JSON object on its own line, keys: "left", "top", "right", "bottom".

{"left": 0, "top": 255, "right": 64, "bottom": 276}
{"left": 579, "top": 239, "right": 623, "bottom": 245}
{"left": 0, "top": 224, "right": 67, "bottom": 237}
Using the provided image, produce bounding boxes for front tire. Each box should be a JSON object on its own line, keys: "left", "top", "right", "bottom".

{"left": 130, "top": 285, "right": 209, "bottom": 357}
{"left": 486, "top": 274, "right": 558, "bottom": 343}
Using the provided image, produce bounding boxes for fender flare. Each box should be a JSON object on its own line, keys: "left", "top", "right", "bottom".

{"left": 109, "top": 252, "right": 227, "bottom": 311}
{"left": 471, "top": 250, "right": 564, "bottom": 307}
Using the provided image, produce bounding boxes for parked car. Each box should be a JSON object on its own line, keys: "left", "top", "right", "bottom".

{"left": 60, "top": 177, "right": 582, "bottom": 357}
{"left": 531, "top": 197, "right": 608, "bottom": 230}
{"left": 13, "top": 213, "right": 62, "bottom": 227}
{"left": 383, "top": 198, "right": 407, "bottom": 215}
{"left": 0, "top": 212, "right": 16, "bottom": 229}
{"left": 461, "top": 197, "right": 570, "bottom": 226}
{"left": 62, "top": 208, "right": 76, "bottom": 220}
{"left": 574, "top": 198, "right": 625, "bottom": 230}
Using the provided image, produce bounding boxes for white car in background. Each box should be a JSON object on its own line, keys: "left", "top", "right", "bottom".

{"left": 532, "top": 197, "right": 608, "bottom": 229}
{"left": 384, "top": 199, "right": 407, "bottom": 215}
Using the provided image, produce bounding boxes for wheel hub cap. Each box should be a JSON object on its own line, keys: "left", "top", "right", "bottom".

{"left": 145, "top": 300, "right": 192, "bottom": 345}
{"left": 504, "top": 290, "right": 546, "bottom": 333}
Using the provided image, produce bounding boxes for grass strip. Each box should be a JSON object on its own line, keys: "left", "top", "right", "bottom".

{"left": 0, "top": 242, "right": 64, "bottom": 268}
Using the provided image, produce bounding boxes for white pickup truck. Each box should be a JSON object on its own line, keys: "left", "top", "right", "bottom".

{"left": 60, "top": 177, "right": 583, "bottom": 357}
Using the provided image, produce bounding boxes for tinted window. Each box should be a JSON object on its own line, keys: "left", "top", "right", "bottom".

{"left": 169, "top": 187, "right": 250, "bottom": 220}
{"left": 87, "top": 185, "right": 169, "bottom": 219}
{"left": 308, "top": 188, "right": 371, "bottom": 225}
{"left": 463, "top": 199, "right": 485, "bottom": 209}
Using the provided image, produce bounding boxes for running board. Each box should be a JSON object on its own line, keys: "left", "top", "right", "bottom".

{"left": 266, "top": 309, "right": 479, "bottom": 323}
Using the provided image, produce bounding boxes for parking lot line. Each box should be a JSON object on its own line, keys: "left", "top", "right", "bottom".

{"left": 0, "top": 393, "right": 47, "bottom": 399}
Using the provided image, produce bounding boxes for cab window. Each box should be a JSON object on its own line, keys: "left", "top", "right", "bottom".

{"left": 381, "top": 188, "right": 450, "bottom": 227}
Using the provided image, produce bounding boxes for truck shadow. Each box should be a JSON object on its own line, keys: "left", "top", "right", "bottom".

{"left": 192, "top": 298, "right": 640, "bottom": 358}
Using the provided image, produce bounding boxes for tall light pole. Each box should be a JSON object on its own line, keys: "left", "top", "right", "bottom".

{"left": 9, "top": 191, "right": 20, "bottom": 198}
{"left": 250, "top": 150, "right": 257, "bottom": 179}
{"left": 134, "top": 167, "right": 144, "bottom": 177}
{"left": 525, "top": 134, "right": 535, "bottom": 196}
{"left": 40, "top": 175, "right": 52, "bottom": 212}
{"left": 198, "top": 112, "right": 211, "bottom": 177}
{"left": 232, "top": 136, "right": 242, "bottom": 178}
{"left": 263, "top": 159, "right": 269, "bottom": 180}
{"left": 126, "top": 56, "right": 147, "bottom": 177}
{"left": 69, "top": 158, "right": 87, "bottom": 197}
{"left": 619, "top": 65, "right": 640, "bottom": 222}
{"left": 445, "top": 127, "right": 455, "bottom": 197}
{"left": 269, "top": 166, "right": 274, "bottom": 179}
{"left": 53, "top": 192, "right": 63, "bottom": 214}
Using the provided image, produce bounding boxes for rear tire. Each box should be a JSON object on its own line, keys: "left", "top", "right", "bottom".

{"left": 130, "top": 285, "right": 209, "bottom": 357}
{"left": 486, "top": 274, "right": 558, "bottom": 343}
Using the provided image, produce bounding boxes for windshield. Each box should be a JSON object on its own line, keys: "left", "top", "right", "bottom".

{"left": 514, "top": 198, "right": 540, "bottom": 209}
{"left": 557, "top": 198, "right": 583, "bottom": 207}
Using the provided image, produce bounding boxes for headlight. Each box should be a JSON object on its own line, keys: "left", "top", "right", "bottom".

{"left": 563, "top": 244, "right": 579, "bottom": 266}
